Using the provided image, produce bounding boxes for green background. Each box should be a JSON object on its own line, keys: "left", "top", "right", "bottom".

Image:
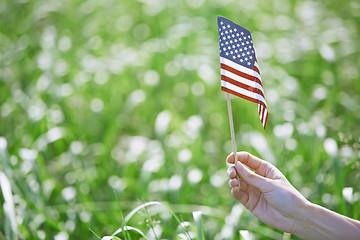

{"left": 1, "top": 0, "right": 360, "bottom": 239}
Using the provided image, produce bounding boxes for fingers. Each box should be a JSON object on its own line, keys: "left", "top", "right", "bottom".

{"left": 228, "top": 166, "right": 258, "bottom": 210}
{"left": 227, "top": 152, "right": 264, "bottom": 170}
{"left": 231, "top": 186, "right": 249, "bottom": 206}
{"left": 227, "top": 166, "right": 250, "bottom": 192}
{"left": 228, "top": 178, "right": 238, "bottom": 188}
{"left": 227, "top": 166, "right": 237, "bottom": 179}
{"left": 227, "top": 155, "right": 270, "bottom": 192}
{"left": 234, "top": 161, "right": 270, "bottom": 192}
{"left": 228, "top": 178, "right": 250, "bottom": 191}
{"left": 227, "top": 151, "right": 278, "bottom": 178}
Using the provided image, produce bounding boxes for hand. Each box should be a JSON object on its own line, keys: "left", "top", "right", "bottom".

{"left": 227, "top": 152, "right": 309, "bottom": 233}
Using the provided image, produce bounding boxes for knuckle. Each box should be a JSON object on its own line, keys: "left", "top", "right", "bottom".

{"left": 238, "top": 151, "right": 251, "bottom": 164}
{"left": 244, "top": 152, "right": 251, "bottom": 164}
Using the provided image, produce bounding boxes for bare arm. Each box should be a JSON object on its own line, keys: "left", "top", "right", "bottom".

{"left": 227, "top": 152, "right": 360, "bottom": 239}
{"left": 293, "top": 202, "right": 360, "bottom": 240}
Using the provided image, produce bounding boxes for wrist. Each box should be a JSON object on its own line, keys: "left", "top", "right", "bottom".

{"left": 291, "top": 200, "right": 317, "bottom": 237}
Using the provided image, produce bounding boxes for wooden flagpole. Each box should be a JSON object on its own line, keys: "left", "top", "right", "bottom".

{"left": 226, "top": 93, "right": 241, "bottom": 188}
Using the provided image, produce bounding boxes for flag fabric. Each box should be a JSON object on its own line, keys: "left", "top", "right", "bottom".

{"left": 217, "top": 16, "right": 268, "bottom": 129}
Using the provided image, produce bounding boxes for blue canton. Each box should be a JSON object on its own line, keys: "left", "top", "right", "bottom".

{"left": 217, "top": 16, "right": 256, "bottom": 69}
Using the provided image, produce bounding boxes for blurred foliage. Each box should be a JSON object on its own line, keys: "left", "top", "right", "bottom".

{"left": 0, "top": 0, "right": 360, "bottom": 239}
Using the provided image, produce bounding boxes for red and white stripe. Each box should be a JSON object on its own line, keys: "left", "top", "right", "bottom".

{"left": 220, "top": 57, "right": 268, "bottom": 129}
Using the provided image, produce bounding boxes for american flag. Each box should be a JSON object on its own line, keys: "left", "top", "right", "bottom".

{"left": 217, "top": 16, "right": 268, "bottom": 129}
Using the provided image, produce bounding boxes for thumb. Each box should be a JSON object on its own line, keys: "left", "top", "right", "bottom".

{"left": 235, "top": 161, "right": 270, "bottom": 192}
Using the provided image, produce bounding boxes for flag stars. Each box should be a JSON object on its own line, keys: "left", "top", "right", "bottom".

{"left": 218, "top": 23, "right": 256, "bottom": 68}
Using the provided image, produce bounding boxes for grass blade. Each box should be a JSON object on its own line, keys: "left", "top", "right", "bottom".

{"left": 102, "top": 236, "right": 121, "bottom": 240}
{"left": 113, "top": 191, "right": 131, "bottom": 240}
{"left": 0, "top": 171, "right": 18, "bottom": 240}
{"left": 143, "top": 203, "right": 159, "bottom": 240}
{"left": 89, "top": 228, "right": 101, "bottom": 240}
{"left": 124, "top": 201, "right": 162, "bottom": 223}
{"left": 118, "top": 201, "right": 191, "bottom": 239}
{"left": 192, "top": 211, "right": 205, "bottom": 240}
{"left": 239, "top": 230, "right": 254, "bottom": 240}
{"left": 112, "top": 226, "right": 148, "bottom": 239}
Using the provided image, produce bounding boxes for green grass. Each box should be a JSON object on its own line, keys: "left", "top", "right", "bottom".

{"left": 1, "top": 0, "right": 360, "bottom": 239}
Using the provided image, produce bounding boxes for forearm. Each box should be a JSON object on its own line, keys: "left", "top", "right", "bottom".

{"left": 293, "top": 202, "right": 360, "bottom": 240}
